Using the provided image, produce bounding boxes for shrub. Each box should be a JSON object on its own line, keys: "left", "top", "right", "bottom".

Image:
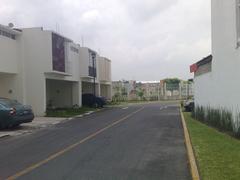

{"left": 192, "top": 106, "right": 204, "bottom": 122}
{"left": 194, "top": 106, "right": 237, "bottom": 137}
{"left": 234, "top": 113, "right": 240, "bottom": 138}
{"left": 221, "top": 109, "right": 233, "bottom": 131}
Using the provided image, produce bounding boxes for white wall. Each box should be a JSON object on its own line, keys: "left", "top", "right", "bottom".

{"left": 99, "top": 57, "right": 112, "bottom": 100}
{"left": 20, "top": 28, "right": 52, "bottom": 116}
{"left": 100, "top": 84, "right": 112, "bottom": 100}
{"left": 0, "top": 29, "right": 27, "bottom": 104}
{"left": 79, "top": 47, "right": 91, "bottom": 78}
{"left": 0, "top": 35, "right": 19, "bottom": 73}
{"left": 72, "top": 81, "right": 82, "bottom": 107}
{"left": 195, "top": 0, "right": 240, "bottom": 125}
{"left": 194, "top": 73, "right": 214, "bottom": 107}
{"left": 99, "top": 57, "right": 112, "bottom": 82}
{"left": 64, "top": 42, "right": 81, "bottom": 81}
{"left": 46, "top": 79, "right": 73, "bottom": 107}
{"left": 79, "top": 47, "right": 100, "bottom": 82}
{"left": 212, "top": 0, "right": 240, "bottom": 110}
{"left": 0, "top": 74, "right": 18, "bottom": 100}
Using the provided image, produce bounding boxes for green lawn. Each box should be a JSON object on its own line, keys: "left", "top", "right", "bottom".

{"left": 184, "top": 112, "right": 240, "bottom": 180}
{"left": 46, "top": 107, "right": 96, "bottom": 117}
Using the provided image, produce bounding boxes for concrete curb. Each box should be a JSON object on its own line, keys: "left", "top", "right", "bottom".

{"left": 67, "top": 109, "right": 103, "bottom": 121}
{"left": 179, "top": 106, "right": 200, "bottom": 180}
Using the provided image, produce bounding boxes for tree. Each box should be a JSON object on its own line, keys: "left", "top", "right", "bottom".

{"left": 164, "top": 78, "right": 180, "bottom": 91}
{"left": 137, "top": 90, "right": 144, "bottom": 100}
{"left": 121, "top": 87, "right": 128, "bottom": 96}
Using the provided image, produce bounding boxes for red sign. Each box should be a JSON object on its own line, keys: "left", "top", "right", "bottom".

{"left": 190, "top": 63, "right": 198, "bottom": 73}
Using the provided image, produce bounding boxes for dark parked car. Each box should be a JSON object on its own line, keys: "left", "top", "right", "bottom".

{"left": 184, "top": 99, "right": 194, "bottom": 112}
{"left": 0, "top": 98, "right": 34, "bottom": 129}
{"left": 82, "top": 94, "right": 107, "bottom": 108}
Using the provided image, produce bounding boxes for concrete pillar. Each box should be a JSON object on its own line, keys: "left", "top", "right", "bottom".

{"left": 26, "top": 77, "right": 46, "bottom": 116}
{"left": 108, "top": 84, "right": 112, "bottom": 100}
{"left": 96, "top": 83, "right": 101, "bottom": 96}
{"left": 72, "top": 81, "right": 82, "bottom": 107}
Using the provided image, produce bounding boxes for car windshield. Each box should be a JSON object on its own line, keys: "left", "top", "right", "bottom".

{"left": 0, "top": 99, "right": 22, "bottom": 108}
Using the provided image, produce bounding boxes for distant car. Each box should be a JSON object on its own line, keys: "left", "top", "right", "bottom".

{"left": 0, "top": 98, "right": 34, "bottom": 129}
{"left": 82, "top": 94, "right": 107, "bottom": 108}
{"left": 184, "top": 99, "right": 194, "bottom": 112}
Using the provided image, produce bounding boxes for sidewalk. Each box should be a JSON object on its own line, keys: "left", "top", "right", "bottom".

{"left": 0, "top": 117, "right": 66, "bottom": 138}
{"left": 0, "top": 110, "right": 99, "bottom": 139}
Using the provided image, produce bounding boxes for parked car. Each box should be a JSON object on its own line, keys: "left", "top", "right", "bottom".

{"left": 0, "top": 98, "right": 34, "bottom": 129}
{"left": 82, "top": 94, "right": 107, "bottom": 108}
{"left": 184, "top": 99, "right": 194, "bottom": 112}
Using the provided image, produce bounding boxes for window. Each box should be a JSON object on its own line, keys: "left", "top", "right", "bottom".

{"left": 88, "top": 50, "right": 97, "bottom": 77}
{"left": 236, "top": 0, "right": 240, "bottom": 47}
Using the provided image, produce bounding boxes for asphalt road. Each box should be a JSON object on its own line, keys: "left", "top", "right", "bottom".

{"left": 0, "top": 103, "right": 191, "bottom": 180}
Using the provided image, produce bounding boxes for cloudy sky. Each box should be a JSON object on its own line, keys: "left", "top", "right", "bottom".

{"left": 0, "top": 0, "right": 211, "bottom": 81}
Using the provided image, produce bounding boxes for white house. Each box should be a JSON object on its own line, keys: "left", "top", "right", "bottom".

{"left": 112, "top": 80, "right": 138, "bottom": 101}
{"left": 98, "top": 56, "right": 112, "bottom": 100}
{"left": 191, "top": 0, "right": 240, "bottom": 131}
{"left": 0, "top": 24, "right": 112, "bottom": 116}
{"left": 79, "top": 47, "right": 100, "bottom": 96}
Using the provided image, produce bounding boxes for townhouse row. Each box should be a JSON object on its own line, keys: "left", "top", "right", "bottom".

{"left": 0, "top": 24, "right": 112, "bottom": 116}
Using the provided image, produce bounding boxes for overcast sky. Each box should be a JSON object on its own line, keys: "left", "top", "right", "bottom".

{"left": 0, "top": 0, "right": 211, "bottom": 81}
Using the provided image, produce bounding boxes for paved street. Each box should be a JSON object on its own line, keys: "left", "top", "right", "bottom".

{"left": 0, "top": 103, "right": 191, "bottom": 180}
{"left": 0, "top": 117, "right": 66, "bottom": 138}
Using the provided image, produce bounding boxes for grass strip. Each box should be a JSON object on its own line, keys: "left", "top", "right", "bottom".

{"left": 46, "top": 107, "right": 95, "bottom": 118}
{"left": 184, "top": 112, "right": 240, "bottom": 180}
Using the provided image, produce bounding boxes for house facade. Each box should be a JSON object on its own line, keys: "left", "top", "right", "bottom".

{"left": 159, "top": 79, "right": 193, "bottom": 100}
{"left": 191, "top": 0, "right": 240, "bottom": 130}
{"left": 99, "top": 56, "right": 112, "bottom": 100}
{"left": 135, "top": 82, "right": 160, "bottom": 101}
{"left": 0, "top": 24, "right": 112, "bottom": 116}
{"left": 112, "top": 80, "right": 136, "bottom": 101}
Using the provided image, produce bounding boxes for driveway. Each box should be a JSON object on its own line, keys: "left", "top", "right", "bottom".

{"left": 0, "top": 103, "right": 191, "bottom": 180}
{"left": 0, "top": 117, "right": 66, "bottom": 138}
